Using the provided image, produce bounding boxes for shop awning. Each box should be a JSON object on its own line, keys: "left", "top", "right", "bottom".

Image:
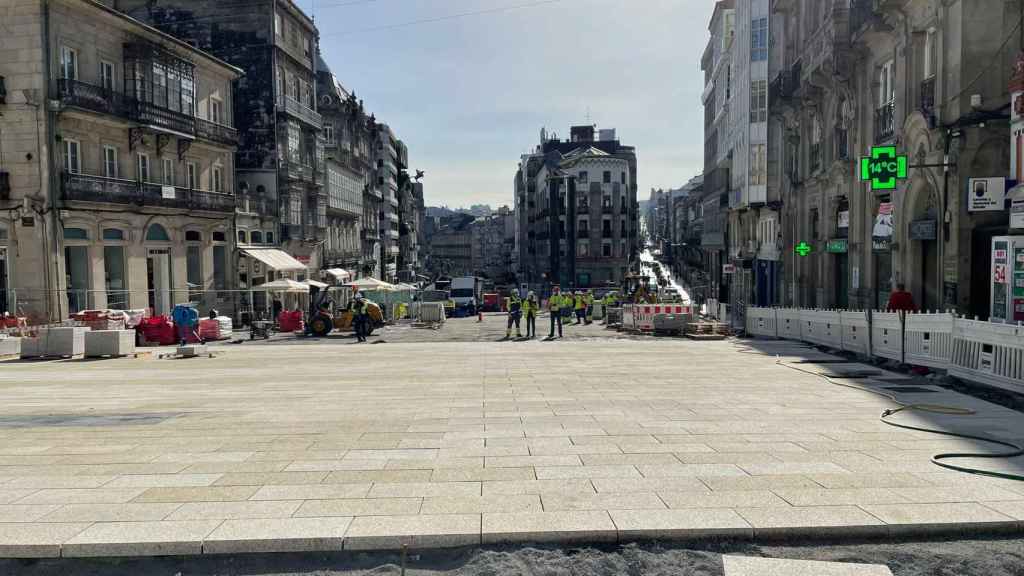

{"left": 323, "top": 268, "right": 352, "bottom": 281}
{"left": 241, "top": 248, "right": 306, "bottom": 272}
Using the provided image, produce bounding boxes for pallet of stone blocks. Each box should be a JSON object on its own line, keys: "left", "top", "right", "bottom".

{"left": 685, "top": 321, "right": 730, "bottom": 340}
{"left": 20, "top": 327, "right": 89, "bottom": 359}
{"left": 0, "top": 336, "right": 21, "bottom": 361}
{"left": 84, "top": 330, "right": 137, "bottom": 358}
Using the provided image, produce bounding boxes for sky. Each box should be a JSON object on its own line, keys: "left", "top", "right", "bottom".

{"left": 296, "top": 0, "right": 715, "bottom": 208}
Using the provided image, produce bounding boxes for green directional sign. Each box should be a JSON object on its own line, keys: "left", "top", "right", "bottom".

{"left": 795, "top": 242, "right": 813, "bottom": 257}
{"left": 860, "top": 145, "right": 908, "bottom": 191}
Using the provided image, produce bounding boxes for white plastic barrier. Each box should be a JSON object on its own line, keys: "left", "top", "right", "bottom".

{"left": 904, "top": 312, "right": 954, "bottom": 370}
{"left": 621, "top": 304, "right": 636, "bottom": 330}
{"left": 778, "top": 308, "right": 802, "bottom": 339}
{"left": 950, "top": 319, "right": 1024, "bottom": 393}
{"left": 592, "top": 303, "right": 605, "bottom": 321}
{"left": 418, "top": 302, "right": 446, "bottom": 324}
{"left": 800, "top": 309, "right": 843, "bottom": 349}
{"left": 746, "top": 307, "right": 779, "bottom": 338}
{"left": 633, "top": 304, "right": 691, "bottom": 331}
{"left": 870, "top": 311, "right": 903, "bottom": 362}
{"left": 840, "top": 310, "right": 870, "bottom": 356}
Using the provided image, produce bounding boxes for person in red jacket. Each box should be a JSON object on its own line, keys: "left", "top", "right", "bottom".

{"left": 887, "top": 283, "right": 917, "bottom": 312}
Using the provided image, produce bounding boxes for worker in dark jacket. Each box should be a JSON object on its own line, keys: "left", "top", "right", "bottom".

{"left": 506, "top": 292, "right": 522, "bottom": 339}
{"left": 352, "top": 294, "right": 370, "bottom": 342}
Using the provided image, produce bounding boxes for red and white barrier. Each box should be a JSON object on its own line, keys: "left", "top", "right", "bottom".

{"left": 632, "top": 304, "right": 691, "bottom": 331}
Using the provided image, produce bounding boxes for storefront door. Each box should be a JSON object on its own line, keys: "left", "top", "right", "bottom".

{"left": 65, "top": 246, "right": 89, "bottom": 313}
{"left": 835, "top": 253, "right": 849, "bottom": 309}
{"left": 147, "top": 249, "right": 171, "bottom": 316}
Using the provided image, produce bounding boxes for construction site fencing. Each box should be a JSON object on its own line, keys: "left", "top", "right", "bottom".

{"left": 746, "top": 307, "right": 1024, "bottom": 394}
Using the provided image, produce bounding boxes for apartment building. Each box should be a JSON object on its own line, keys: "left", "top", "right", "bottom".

{"left": 0, "top": 0, "right": 242, "bottom": 320}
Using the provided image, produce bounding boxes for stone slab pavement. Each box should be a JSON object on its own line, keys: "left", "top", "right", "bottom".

{"left": 0, "top": 337, "right": 1022, "bottom": 558}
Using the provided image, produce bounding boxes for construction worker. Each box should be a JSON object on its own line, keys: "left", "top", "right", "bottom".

{"left": 547, "top": 285, "right": 564, "bottom": 339}
{"left": 352, "top": 293, "right": 370, "bottom": 343}
{"left": 585, "top": 290, "right": 595, "bottom": 325}
{"left": 524, "top": 291, "right": 539, "bottom": 338}
{"left": 506, "top": 292, "right": 522, "bottom": 339}
{"left": 573, "top": 291, "right": 586, "bottom": 325}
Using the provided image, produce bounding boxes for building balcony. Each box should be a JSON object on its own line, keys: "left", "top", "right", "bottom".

{"left": 277, "top": 95, "right": 322, "bottom": 129}
{"left": 874, "top": 101, "right": 895, "bottom": 143}
{"left": 770, "top": 60, "right": 802, "bottom": 105}
{"left": 920, "top": 76, "right": 936, "bottom": 126}
{"left": 58, "top": 79, "right": 239, "bottom": 146}
{"left": 195, "top": 118, "right": 239, "bottom": 146}
{"left": 284, "top": 160, "right": 315, "bottom": 183}
{"left": 602, "top": 229, "right": 613, "bottom": 239}
{"left": 236, "top": 193, "right": 278, "bottom": 217}
{"left": 577, "top": 229, "right": 590, "bottom": 239}
{"left": 601, "top": 205, "right": 614, "bottom": 214}
{"left": 63, "top": 173, "right": 234, "bottom": 213}
{"left": 800, "top": 6, "right": 849, "bottom": 83}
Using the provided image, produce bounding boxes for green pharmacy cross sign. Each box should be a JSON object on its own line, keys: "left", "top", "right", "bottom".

{"left": 860, "top": 146, "right": 908, "bottom": 191}
{"left": 795, "top": 242, "right": 813, "bottom": 257}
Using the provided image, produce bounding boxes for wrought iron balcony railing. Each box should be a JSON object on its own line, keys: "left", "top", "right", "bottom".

{"left": 874, "top": 101, "right": 895, "bottom": 143}
{"left": 63, "top": 173, "right": 234, "bottom": 212}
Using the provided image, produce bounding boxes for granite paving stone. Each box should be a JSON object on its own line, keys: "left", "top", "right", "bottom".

{"left": 344, "top": 514, "right": 481, "bottom": 550}
{"left": 610, "top": 508, "right": 753, "bottom": 541}
{"left": 203, "top": 517, "right": 353, "bottom": 554}
{"left": 482, "top": 511, "right": 616, "bottom": 544}
{"left": 294, "top": 498, "right": 422, "bottom": 517}
{"left": 62, "top": 520, "right": 223, "bottom": 557}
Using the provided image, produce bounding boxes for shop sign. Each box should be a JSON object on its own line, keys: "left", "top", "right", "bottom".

{"left": 909, "top": 219, "right": 937, "bottom": 240}
{"left": 967, "top": 177, "right": 1006, "bottom": 212}
{"left": 826, "top": 238, "right": 848, "bottom": 253}
{"left": 293, "top": 255, "right": 311, "bottom": 264}
{"left": 722, "top": 264, "right": 736, "bottom": 274}
{"left": 161, "top": 186, "right": 176, "bottom": 200}
{"left": 1012, "top": 198, "right": 1024, "bottom": 229}
{"left": 872, "top": 237, "right": 892, "bottom": 252}
{"left": 837, "top": 210, "right": 850, "bottom": 229}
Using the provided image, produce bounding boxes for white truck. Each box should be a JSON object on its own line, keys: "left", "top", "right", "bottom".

{"left": 450, "top": 276, "right": 483, "bottom": 315}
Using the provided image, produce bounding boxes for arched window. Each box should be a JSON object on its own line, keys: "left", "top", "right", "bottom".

{"left": 64, "top": 227, "right": 88, "bottom": 240}
{"left": 145, "top": 224, "right": 170, "bottom": 242}
{"left": 238, "top": 230, "right": 247, "bottom": 244}
{"left": 185, "top": 230, "right": 201, "bottom": 242}
{"left": 250, "top": 231, "right": 263, "bottom": 244}
{"left": 102, "top": 228, "right": 125, "bottom": 241}
{"left": 212, "top": 231, "right": 226, "bottom": 242}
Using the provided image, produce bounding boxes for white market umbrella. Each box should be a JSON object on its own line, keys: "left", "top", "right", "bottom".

{"left": 253, "top": 279, "right": 309, "bottom": 293}
{"left": 347, "top": 277, "right": 396, "bottom": 292}
{"left": 303, "top": 279, "right": 328, "bottom": 289}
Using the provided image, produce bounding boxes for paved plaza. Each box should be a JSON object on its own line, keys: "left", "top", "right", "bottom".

{"left": 0, "top": 333, "right": 1023, "bottom": 559}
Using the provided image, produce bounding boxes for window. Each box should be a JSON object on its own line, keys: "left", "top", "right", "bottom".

{"left": 237, "top": 230, "right": 247, "bottom": 244}
{"left": 212, "top": 231, "right": 226, "bottom": 242}
{"left": 578, "top": 241, "right": 588, "bottom": 257}
{"left": 603, "top": 171, "right": 612, "bottom": 184}
{"left": 879, "top": 59, "right": 895, "bottom": 106}
{"left": 185, "top": 230, "right": 201, "bottom": 242}
{"left": 324, "top": 123, "right": 335, "bottom": 144}
{"left": 620, "top": 219, "right": 627, "bottom": 237}
{"left": 211, "top": 165, "right": 224, "bottom": 192}
{"left": 63, "top": 227, "right": 88, "bottom": 240}
{"left": 186, "top": 162, "right": 197, "bottom": 189}
{"left": 924, "top": 29, "right": 936, "bottom": 79}
{"left": 181, "top": 76, "right": 195, "bottom": 116}
{"left": 250, "top": 231, "right": 263, "bottom": 244}
{"left": 750, "top": 80, "right": 767, "bottom": 123}
{"left": 210, "top": 98, "right": 223, "bottom": 124}
{"left": 136, "top": 153, "right": 150, "bottom": 182}
{"left": 750, "top": 144, "right": 767, "bottom": 186}
{"left": 64, "top": 139, "right": 81, "bottom": 174}
{"left": 162, "top": 158, "right": 175, "bottom": 186}
{"left": 100, "top": 61, "right": 115, "bottom": 91}
{"left": 275, "top": 12, "right": 282, "bottom": 36}
{"left": 187, "top": 244, "right": 202, "bottom": 301}
{"left": 104, "top": 245, "right": 127, "bottom": 309}
{"left": 213, "top": 244, "right": 226, "bottom": 295}
{"left": 265, "top": 231, "right": 274, "bottom": 244}
{"left": 304, "top": 36, "right": 311, "bottom": 58}
{"left": 751, "top": 17, "right": 768, "bottom": 61}
{"left": 578, "top": 171, "right": 588, "bottom": 184}
{"left": 60, "top": 46, "right": 77, "bottom": 80}
{"left": 288, "top": 122, "right": 301, "bottom": 160}
{"left": 153, "top": 63, "right": 167, "bottom": 108}
{"left": 602, "top": 243, "right": 612, "bottom": 257}
{"left": 621, "top": 172, "right": 627, "bottom": 184}
{"left": 103, "top": 146, "right": 118, "bottom": 178}
{"left": 102, "top": 228, "right": 124, "bottom": 241}
{"left": 146, "top": 224, "right": 170, "bottom": 242}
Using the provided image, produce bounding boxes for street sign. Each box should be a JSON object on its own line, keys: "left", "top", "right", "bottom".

{"left": 795, "top": 242, "right": 813, "bottom": 257}
{"left": 968, "top": 177, "right": 1006, "bottom": 212}
{"left": 860, "top": 146, "right": 908, "bottom": 191}
{"left": 826, "top": 239, "right": 848, "bottom": 253}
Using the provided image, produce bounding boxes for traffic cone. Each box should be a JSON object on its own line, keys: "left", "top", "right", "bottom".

{"left": 478, "top": 310, "right": 483, "bottom": 322}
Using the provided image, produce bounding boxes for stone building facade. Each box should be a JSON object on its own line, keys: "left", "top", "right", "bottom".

{"left": 114, "top": 0, "right": 326, "bottom": 286}
{"left": 764, "top": 0, "right": 1019, "bottom": 319}
{"left": 316, "top": 57, "right": 365, "bottom": 279}
{"left": 515, "top": 125, "right": 639, "bottom": 290}
{"left": 0, "top": 0, "right": 241, "bottom": 321}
